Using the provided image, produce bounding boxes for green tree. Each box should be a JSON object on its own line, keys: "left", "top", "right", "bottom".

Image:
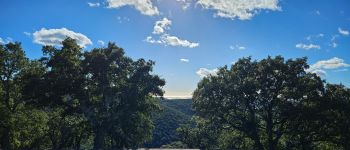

{"left": 0, "top": 42, "right": 49, "bottom": 149}
{"left": 191, "top": 56, "right": 325, "bottom": 150}
{"left": 82, "top": 43, "right": 165, "bottom": 149}
{"left": 39, "top": 38, "right": 165, "bottom": 149}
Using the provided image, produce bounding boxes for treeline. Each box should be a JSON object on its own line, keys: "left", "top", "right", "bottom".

{"left": 1, "top": 38, "right": 350, "bottom": 150}
{"left": 171, "top": 56, "right": 350, "bottom": 150}
{"left": 0, "top": 38, "right": 165, "bottom": 149}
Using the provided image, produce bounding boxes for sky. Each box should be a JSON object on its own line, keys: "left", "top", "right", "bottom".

{"left": 1, "top": 0, "right": 350, "bottom": 98}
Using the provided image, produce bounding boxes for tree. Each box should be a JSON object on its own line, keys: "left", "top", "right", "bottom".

{"left": 321, "top": 84, "right": 350, "bottom": 149}
{"left": 81, "top": 43, "right": 165, "bottom": 149}
{"left": 38, "top": 38, "right": 89, "bottom": 149}
{"left": 0, "top": 42, "right": 49, "bottom": 149}
{"left": 39, "top": 38, "right": 165, "bottom": 149}
{"left": 192, "top": 56, "right": 325, "bottom": 150}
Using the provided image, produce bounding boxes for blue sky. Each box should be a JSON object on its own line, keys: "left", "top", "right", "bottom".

{"left": 1, "top": 0, "right": 350, "bottom": 98}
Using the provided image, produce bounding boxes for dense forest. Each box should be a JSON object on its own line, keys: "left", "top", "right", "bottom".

{"left": 1, "top": 38, "right": 350, "bottom": 150}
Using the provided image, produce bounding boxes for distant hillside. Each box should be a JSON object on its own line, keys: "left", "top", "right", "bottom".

{"left": 144, "top": 99, "right": 194, "bottom": 148}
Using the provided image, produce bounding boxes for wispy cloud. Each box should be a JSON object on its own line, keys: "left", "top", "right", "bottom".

{"left": 87, "top": 2, "right": 100, "bottom": 7}
{"left": 306, "top": 33, "right": 324, "bottom": 41}
{"left": 23, "top": 32, "right": 31, "bottom": 36}
{"left": 296, "top": 43, "right": 320, "bottom": 50}
{"left": 176, "top": 0, "right": 191, "bottom": 10}
{"left": 338, "top": 27, "right": 349, "bottom": 36}
{"left": 180, "top": 58, "right": 189, "bottom": 63}
{"left": 230, "top": 44, "right": 246, "bottom": 50}
{"left": 306, "top": 57, "right": 350, "bottom": 76}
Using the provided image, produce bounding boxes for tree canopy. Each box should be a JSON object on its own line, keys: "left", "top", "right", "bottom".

{"left": 0, "top": 38, "right": 165, "bottom": 149}
{"left": 177, "top": 56, "right": 350, "bottom": 150}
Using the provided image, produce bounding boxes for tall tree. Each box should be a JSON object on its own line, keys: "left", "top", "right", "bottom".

{"left": 0, "top": 42, "right": 28, "bottom": 149}
{"left": 39, "top": 38, "right": 91, "bottom": 149}
{"left": 82, "top": 43, "right": 165, "bottom": 149}
{"left": 0, "top": 42, "right": 49, "bottom": 149}
{"left": 39, "top": 38, "right": 165, "bottom": 149}
{"left": 192, "top": 56, "right": 325, "bottom": 150}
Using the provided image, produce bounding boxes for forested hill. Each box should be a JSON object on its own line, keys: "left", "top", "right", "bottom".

{"left": 144, "top": 99, "right": 194, "bottom": 148}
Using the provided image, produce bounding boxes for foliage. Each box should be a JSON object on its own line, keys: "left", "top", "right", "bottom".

{"left": 0, "top": 38, "right": 165, "bottom": 149}
{"left": 145, "top": 99, "right": 193, "bottom": 148}
{"left": 178, "top": 56, "right": 350, "bottom": 150}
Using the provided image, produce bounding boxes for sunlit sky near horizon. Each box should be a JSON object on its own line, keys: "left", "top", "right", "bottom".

{"left": 1, "top": 0, "right": 350, "bottom": 98}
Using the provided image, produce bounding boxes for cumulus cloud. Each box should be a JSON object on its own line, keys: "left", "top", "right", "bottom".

{"left": 306, "top": 57, "right": 350, "bottom": 76}
{"left": 295, "top": 43, "right": 320, "bottom": 50}
{"left": 180, "top": 58, "right": 189, "bottom": 63}
{"left": 87, "top": 2, "right": 100, "bottom": 7}
{"left": 160, "top": 34, "right": 199, "bottom": 48}
{"left": 33, "top": 28, "right": 92, "bottom": 48}
{"left": 196, "top": 68, "right": 218, "bottom": 78}
{"left": 153, "top": 18, "right": 172, "bottom": 35}
{"left": 338, "top": 27, "right": 349, "bottom": 36}
{"left": 107, "top": 0, "right": 159, "bottom": 16}
{"left": 196, "top": 0, "right": 280, "bottom": 20}
{"left": 145, "top": 18, "right": 199, "bottom": 48}
{"left": 145, "top": 36, "right": 162, "bottom": 44}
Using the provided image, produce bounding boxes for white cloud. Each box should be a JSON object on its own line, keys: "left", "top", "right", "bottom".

{"left": 87, "top": 2, "right": 100, "bottom": 7}
{"left": 310, "top": 57, "right": 350, "bottom": 70}
{"left": 23, "top": 32, "right": 31, "bottom": 36}
{"left": 145, "top": 18, "right": 199, "bottom": 48}
{"left": 306, "top": 33, "right": 324, "bottom": 41}
{"left": 196, "top": 68, "right": 218, "bottom": 78}
{"left": 330, "top": 35, "right": 339, "bottom": 48}
{"left": 338, "top": 27, "right": 349, "bottom": 36}
{"left": 97, "top": 40, "right": 105, "bottom": 46}
{"left": 160, "top": 34, "right": 199, "bottom": 48}
{"left": 306, "top": 57, "right": 350, "bottom": 76}
{"left": 180, "top": 58, "right": 189, "bottom": 63}
{"left": 107, "top": 0, "right": 159, "bottom": 16}
{"left": 177, "top": 0, "right": 191, "bottom": 10}
{"left": 295, "top": 43, "right": 320, "bottom": 50}
{"left": 196, "top": 0, "right": 280, "bottom": 20}
{"left": 153, "top": 18, "right": 172, "bottom": 35}
{"left": 145, "top": 36, "right": 162, "bottom": 44}
{"left": 33, "top": 28, "right": 92, "bottom": 48}
{"left": 230, "top": 45, "right": 246, "bottom": 50}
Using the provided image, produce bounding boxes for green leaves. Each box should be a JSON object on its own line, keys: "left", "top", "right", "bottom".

{"left": 0, "top": 38, "right": 165, "bottom": 149}
{"left": 188, "top": 56, "right": 349, "bottom": 149}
